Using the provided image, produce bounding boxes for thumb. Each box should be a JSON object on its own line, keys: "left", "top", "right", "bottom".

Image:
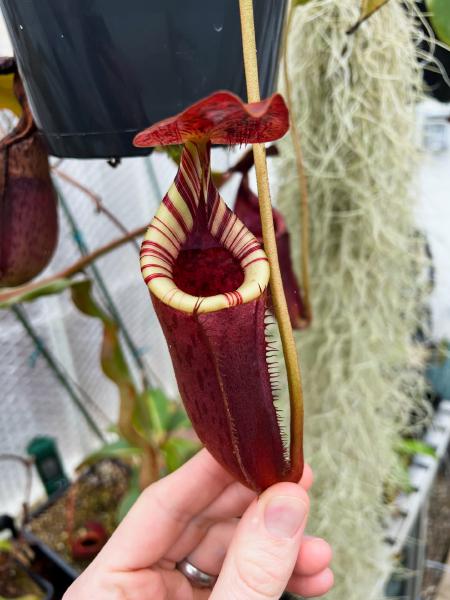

{"left": 211, "top": 482, "right": 309, "bottom": 600}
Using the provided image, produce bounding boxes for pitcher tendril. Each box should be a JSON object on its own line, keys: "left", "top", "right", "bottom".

{"left": 238, "top": 0, "right": 305, "bottom": 483}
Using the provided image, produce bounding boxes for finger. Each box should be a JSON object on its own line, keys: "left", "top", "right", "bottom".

{"left": 187, "top": 520, "right": 237, "bottom": 575}
{"left": 300, "top": 463, "right": 313, "bottom": 492}
{"left": 189, "top": 526, "right": 331, "bottom": 580}
{"left": 192, "top": 590, "right": 211, "bottom": 600}
{"left": 173, "top": 527, "right": 331, "bottom": 582}
{"left": 156, "top": 566, "right": 215, "bottom": 600}
{"left": 191, "top": 464, "right": 309, "bottom": 526}
{"left": 166, "top": 465, "right": 311, "bottom": 565}
{"left": 294, "top": 536, "right": 332, "bottom": 576}
{"left": 164, "top": 482, "right": 255, "bottom": 563}
{"left": 98, "top": 449, "right": 234, "bottom": 570}
{"left": 64, "top": 562, "right": 187, "bottom": 600}
{"left": 211, "top": 482, "right": 309, "bottom": 600}
{"left": 202, "top": 481, "right": 256, "bottom": 521}
{"left": 288, "top": 567, "right": 334, "bottom": 598}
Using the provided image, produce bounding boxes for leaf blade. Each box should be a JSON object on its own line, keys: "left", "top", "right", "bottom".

{"left": 79, "top": 439, "right": 142, "bottom": 469}
{"left": 71, "top": 280, "right": 139, "bottom": 444}
{"left": 426, "top": 0, "right": 450, "bottom": 45}
{"left": 347, "top": 0, "right": 391, "bottom": 35}
{"left": 162, "top": 437, "right": 200, "bottom": 473}
{"left": 0, "top": 278, "right": 84, "bottom": 309}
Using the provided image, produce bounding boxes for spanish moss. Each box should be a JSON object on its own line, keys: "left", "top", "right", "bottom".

{"left": 277, "top": 1, "right": 430, "bottom": 597}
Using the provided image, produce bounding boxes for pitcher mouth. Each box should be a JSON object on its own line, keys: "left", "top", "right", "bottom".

{"left": 140, "top": 142, "right": 270, "bottom": 315}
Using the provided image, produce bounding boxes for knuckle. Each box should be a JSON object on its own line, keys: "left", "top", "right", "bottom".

{"left": 234, "top": 548, "right": 290, "bottom": 599}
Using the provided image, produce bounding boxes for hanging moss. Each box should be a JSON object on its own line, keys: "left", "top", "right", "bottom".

{"left": 277, "top": 1, "right": 430, "bottom": 597}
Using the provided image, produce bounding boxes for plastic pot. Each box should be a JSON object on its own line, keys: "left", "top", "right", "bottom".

{"left": 14, "top": 560, "right": 54, "bottom": 600}
{"left": 22, "top": 458, "right": 132, "bottom": 596}
{"left": 0, "top": 0, "right": 287, "bottom": 158}
{"left": 0, "top": 516, "right": 54, "bottom": 600}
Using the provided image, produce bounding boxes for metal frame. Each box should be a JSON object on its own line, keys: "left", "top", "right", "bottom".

{"left": 383, "top": 400, "right": 450, "bottom": 598}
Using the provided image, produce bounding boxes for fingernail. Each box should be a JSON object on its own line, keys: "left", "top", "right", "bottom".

{"left": 264, "top": 496, "right": 307, "bottom": 539}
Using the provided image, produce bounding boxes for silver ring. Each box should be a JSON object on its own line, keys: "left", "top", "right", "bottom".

{"left": 176, "top": 558, "right": 217, "bottom": 589}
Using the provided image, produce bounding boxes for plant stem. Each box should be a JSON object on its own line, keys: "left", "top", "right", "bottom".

{"left": 12, "top": 305, "right": 106, "bottom": 442}
{"left": 238, "top": 0, "right": 304, "bottom": 480}
{"left": 0, "top": 453, "right": 33, "bottom": 522}
{"left": 56, "top": 186, "right": 151, "bottom": 390}
{"left": 282, "top": 2, "right": 312, "bottom": 324}
{"left": 0, "top": 226, "right": 147, "bottom": 312}
{"left": 139, "top": 446, "right": 160, "bottom": 489}
{"left": 346, "top": 0, "right": 391, "bottom": 35}
{"left": 53, "top": 169, "right": 141, "bottom": 253}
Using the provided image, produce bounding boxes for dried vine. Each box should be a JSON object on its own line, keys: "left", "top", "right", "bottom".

{"left": 282, "top": 1, "right": 312, "bottom": 324}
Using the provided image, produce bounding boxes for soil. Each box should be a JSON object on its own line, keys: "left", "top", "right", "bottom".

{"left": 421, "top": 454, "right": 450, "bottom": 599}
{"left": 26, "top": 459, "right": 130, "bottom": 573}
{"left": 0, "top": 552, "right": 44, "bottom": 599}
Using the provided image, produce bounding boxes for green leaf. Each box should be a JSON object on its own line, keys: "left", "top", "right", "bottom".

{"left": 360, "top": 0, "right": 390, "bottom": 19}
{"left": 347, "top": 0, "right": 391, "bottom": 34}
{"left": 0, "top": 278, "right": 85, "bottom": 309}
{"left": 117, "top": 486, "right": 140, "bottom": 522}
{"left": 162, "top": 437, "right": 200, "bottom": 473}
{"left": 132, "top": 390, "right": 157, "bottom": 442}
{"left": 155, "top": 145, "right": 183, "bottom": 165}
{"left": 167, "top": 407, "right": 191, "bottom": 433}
{"left": 133, "top": 389, "right": 192, "bottom": 445}
{"left": 396, "top": 438, "right": 437, "bottom": 458}
{"left": 0, "top": 539, "right": 12, "bottom": 552}
{"left": 0, "top": 72, "right": 21, "bottom": 117}
{"left": 292, "top": 0, "right": 312, "bottom": 5}
{"left": 391, "top": 462, "right": 415, "bottom": 495}
{"left": 426, "top": 0, "right": 450, "bottom": 46}
{"left": 117, "top": 468, "right": 141, "bottom": 522}
{"left": 147, "top": 388, "right": 171, "bottom": 434}
{"left": 0, "top": 596, "right": 41, "bottom": 600}
{"left": 79, "top": 439, "right": 141, "bottom": 468}
{"left": 71, "top": 280, "right": 139, "bottom": 444}
{"left": 71, "top": 280, "right": 132, "bottom": 386}
{"left": 106, "top": 424, "right": 120, "bottom": 434}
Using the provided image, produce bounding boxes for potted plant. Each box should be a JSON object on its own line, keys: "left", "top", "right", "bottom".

{"left": 0, "top": 0, "right": 287, "bottom": 158}
{"left": 16, "top": 275, "right": 199, "bottom": 588}
{"left": 23, "top": 391, "right": 198, "bottom": 591}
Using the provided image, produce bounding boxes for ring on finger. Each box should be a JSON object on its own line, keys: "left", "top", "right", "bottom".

{"left": 176, "top": 558, "right": 217, "bottom": 589}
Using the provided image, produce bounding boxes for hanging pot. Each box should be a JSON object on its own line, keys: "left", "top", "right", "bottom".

{"left": 0, "top": 0, "right": 287, "bottom": 159}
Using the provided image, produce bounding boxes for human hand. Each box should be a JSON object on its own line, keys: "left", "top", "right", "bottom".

{"left": 64, "top": 449, "right": 333, "bottom": 599}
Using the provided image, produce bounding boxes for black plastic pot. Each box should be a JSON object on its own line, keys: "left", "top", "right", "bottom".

{"left": 14, "top": 560, "right": 54, "bottom": 600}
{"left": 24, "top": 529, "right": 79, "bottom": 590}
{"left": 20, "top": 459, "right": 132, "bottom": 597}
{"left": 23, "top": 486, "right": 79, "bottom": 586}
{"left": 0, "top": 0, "right": 287, "bottom": 159}
{"left": 0, "top": 516, "right": 54, "bottom": 599}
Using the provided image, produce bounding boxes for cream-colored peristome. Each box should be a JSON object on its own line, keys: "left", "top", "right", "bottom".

{"left": 140, "top": 181, "right": 270, "bottom": 315}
